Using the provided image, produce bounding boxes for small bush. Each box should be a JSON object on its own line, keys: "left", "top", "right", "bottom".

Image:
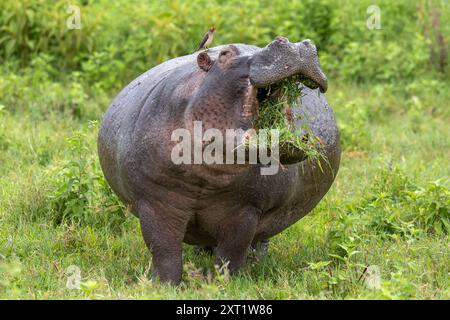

{"left": 0, "top": 0, "right": 448, "bottom": 90}
{"left": 41, "top": 124, "right": 127, "bottom": 230}
{"left": 336, "top": 98, "right": 370, "bottom": 150}
{"left": 0, "top": 62, "right": 107, "bottom": 120}
{"left": 328, "top": 167, "right": 450, "bottom": 246}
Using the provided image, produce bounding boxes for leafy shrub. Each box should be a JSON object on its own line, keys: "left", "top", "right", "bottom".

{"left": 322, "top": 167, "right": 449, "bottom": 297}
{"left": 0, "top": 0, "right": 448, "bottom": 91}
{"left": 338, "top": 35, "right": 429, "bottom": 83}
{"left": 328, "top": 167, "right": 450, "bottom": 247}
{"left": 0, "top": 0, "right": 98, "bottom": 68}
{"left": 0, "top": 105, "right": 10, "bottom": 151}
{"left": 366, "top": 168, "right": 449, "bottom": 236}
{"left": 80, "top": 50, "right": 126, "bottom": 91}
{"left": 0, "top": 61, "right": 107, "bottom": 119}
{"left": 336, "top": 98, "right": 370, "bottom": 150}
{"left": 407, "top": 181, "right": 450, "bottom": 235}
{"left": 42, "top": 124, "right": 127, "bottom": 230}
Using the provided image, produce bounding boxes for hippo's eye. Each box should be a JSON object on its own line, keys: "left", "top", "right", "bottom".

{"left": 219, "top": 50, "right": 233, "bottom": 63}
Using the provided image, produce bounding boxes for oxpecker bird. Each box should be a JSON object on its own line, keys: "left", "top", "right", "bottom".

{"left": 196, "top": 26, "right": 216, "bottom": 51}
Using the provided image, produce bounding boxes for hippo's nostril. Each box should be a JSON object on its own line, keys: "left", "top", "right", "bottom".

{"left": 275, "top": 36, "right": 288, "bottom": 44}
{"left": 302, "top": 39, "right": 311, "bottom": 46}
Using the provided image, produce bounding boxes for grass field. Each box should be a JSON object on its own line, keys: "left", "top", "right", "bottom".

{"left": 1, "top": 80, "right": 448, "bottom": 299}
{"left": 0, "top": 0, "right": 449, "bottom": 299}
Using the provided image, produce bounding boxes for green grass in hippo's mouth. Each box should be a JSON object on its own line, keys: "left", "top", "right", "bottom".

{"left": 253, "top": 75, "right": 326, "bottom": 165}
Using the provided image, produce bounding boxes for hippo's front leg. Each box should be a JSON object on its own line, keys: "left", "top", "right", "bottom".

{"left": 136, "top": 200, "right": 190, "bottom": 285}
{"left": 215, "top": 206, "right": 259, "bottom": 272}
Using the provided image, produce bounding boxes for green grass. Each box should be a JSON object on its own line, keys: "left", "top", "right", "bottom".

{"left": 254, "top": 77, "right": 325, "bottom": 164}
{"left": 0, "top": 78, "right": 448, "bottom": 299}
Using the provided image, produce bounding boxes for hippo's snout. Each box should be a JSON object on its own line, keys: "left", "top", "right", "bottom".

{"left": 296, "top": 40, "right": 328, "bottom": 93}
{"left": 249, "top": 36, "right": 328, "bottom": 93}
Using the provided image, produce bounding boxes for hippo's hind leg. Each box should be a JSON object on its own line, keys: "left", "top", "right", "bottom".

{"left": 215, "top": 206, "right": 259, "bottom": 272}
{"left": 136, "top": 200, "right": 189, "bottom": 285}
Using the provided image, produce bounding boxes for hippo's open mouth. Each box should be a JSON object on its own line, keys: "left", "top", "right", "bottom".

{"left": 254, "top": 74, "right": 303, "bottom": 130}
{"left": 252, "top": 73, "right": 326, "bottom": 164}
{"left": 256, "top": 74, "right": 321, "bottom": 105}
{"left": 253, "top": 68, "right": 326, "bottom": 97}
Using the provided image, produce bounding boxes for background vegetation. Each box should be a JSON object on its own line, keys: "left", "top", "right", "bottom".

{"left": 0, "top": 0, "right": 449, "bottom": 299}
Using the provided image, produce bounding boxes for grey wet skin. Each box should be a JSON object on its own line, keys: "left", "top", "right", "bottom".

{"left": 98, "top": 37, "right": 340, "bottom": 284}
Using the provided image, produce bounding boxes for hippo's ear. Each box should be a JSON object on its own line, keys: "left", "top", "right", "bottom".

{"left": 197, "top": 52, "right": 212, "bottom": 72}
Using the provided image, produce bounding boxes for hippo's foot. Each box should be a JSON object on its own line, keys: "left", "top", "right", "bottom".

{"left": 194, "top": 239, "right": 269, "bottom": 258}
{"left": 250, "top": 239, "right": 270, "bottom": 259}
{"left": 214, "top": 206, "right": 259, "bottom": 272}
{"left": 137, "top": 200, "right": 189, "bottom": 285}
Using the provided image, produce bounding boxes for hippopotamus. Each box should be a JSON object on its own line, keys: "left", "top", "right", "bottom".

{"left": 98, "top": 36, "right": 341, "bottom": 284}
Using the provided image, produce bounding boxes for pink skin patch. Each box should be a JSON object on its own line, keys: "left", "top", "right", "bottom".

{"left": 241, "top": 80, "right": 258, "bottom": 119}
